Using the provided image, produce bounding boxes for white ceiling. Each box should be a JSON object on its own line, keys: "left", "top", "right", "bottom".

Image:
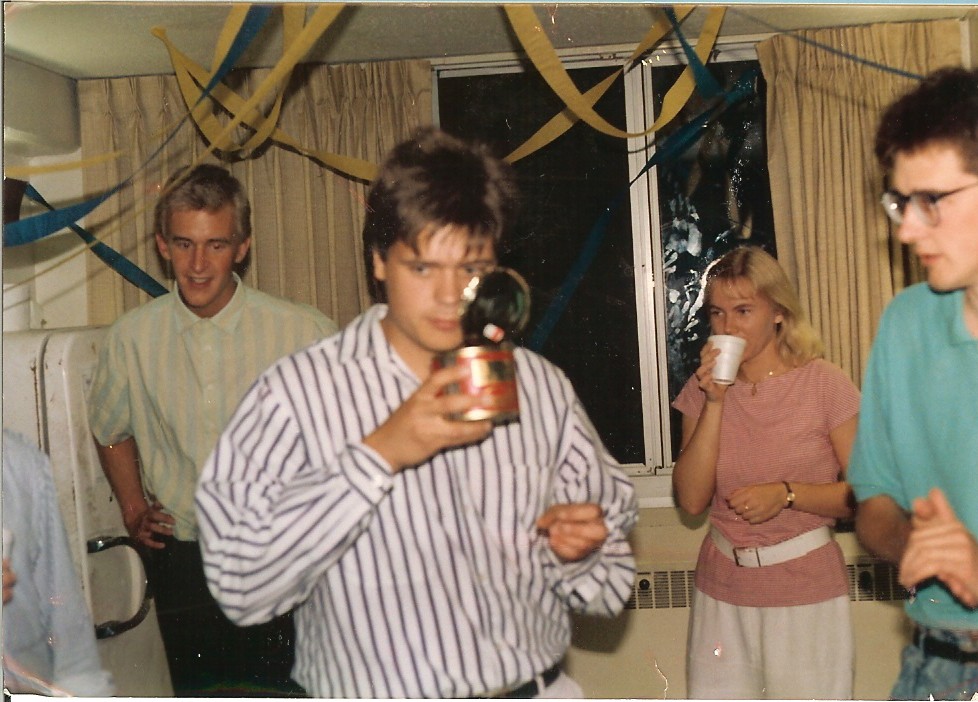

{"left": 4, "top": 2, "right": 975, "bottom": 80}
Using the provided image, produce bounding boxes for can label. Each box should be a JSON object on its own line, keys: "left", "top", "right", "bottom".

{"left": 433, "top": 344, "right": 519, "bottom": 424}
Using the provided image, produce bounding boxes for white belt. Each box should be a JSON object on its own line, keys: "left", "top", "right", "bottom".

{"left": 710, "top": 525, "right": 832, "bottom": 568}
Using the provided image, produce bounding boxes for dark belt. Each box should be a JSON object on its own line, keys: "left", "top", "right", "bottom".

{"left": 914, "top": 628, "right": 978, "bottom": 664}
{"left": 477, "top": 663, "right": 561, "bottom": 698}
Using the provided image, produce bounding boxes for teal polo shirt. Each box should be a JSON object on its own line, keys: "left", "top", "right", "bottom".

{"left": 849, "top": 283, "right": 978, "bottom": 631}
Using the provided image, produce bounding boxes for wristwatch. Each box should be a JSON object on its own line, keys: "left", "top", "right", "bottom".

{"left": 783, "top": 481, "right": 796, "bottom": 509}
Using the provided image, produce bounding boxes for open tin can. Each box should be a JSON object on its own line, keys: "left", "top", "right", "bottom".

{"left": 433, "top": 267, "right": 530, "bottom": 424}
{"left": 432, "top": 342, "right": 519, "bottom": 423}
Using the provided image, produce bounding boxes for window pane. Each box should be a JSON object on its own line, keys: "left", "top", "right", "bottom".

{"left": 439, "top": 67, "right": 645, "bottom": 464}
{"left": 649, "top": 60, "right": 776, "bottom": 454}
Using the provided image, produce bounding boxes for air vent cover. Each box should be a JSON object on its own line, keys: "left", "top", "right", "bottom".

{"left": 627, "top": 559, "right": 909, "bottom": 610}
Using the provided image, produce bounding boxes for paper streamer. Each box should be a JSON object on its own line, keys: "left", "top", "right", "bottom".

{"left": 158, "top": 4, "right": 312, "bottom": 156}
{"left": 527, "top": 68, "right": 758, "bottom": 352}
{"left": 158, "top": 4, "right": 378, "bottom": 182}
{"left": 664, "top": 7, "right": 723, "bottom": 100}
{"left": 503, "top": 4, "right": 725, "bottom": 141}
{"left": 505, "top": 5, "right": 697, "bottom": 163}
{"left": 3, "top": 5, "right": 272, "bottom": 249}
{"left": 4, "top": 151, "right": 125, "bottom": 180}
{"left": 10, "top": 4, "right": 928, "bottom": 182}
{"left": 23, "top": 184, "right": 168, "bottom": 298}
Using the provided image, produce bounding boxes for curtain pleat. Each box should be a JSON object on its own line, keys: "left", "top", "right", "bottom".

{"left": 79, "top": 60, "right": 432, "bottom": 327}
{"left": 757, "top": 20, "right": 962, "bottom": 385}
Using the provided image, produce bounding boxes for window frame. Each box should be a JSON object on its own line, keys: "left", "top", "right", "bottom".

{"left": 433, "top": 38, "right": 763, "bottom": 507}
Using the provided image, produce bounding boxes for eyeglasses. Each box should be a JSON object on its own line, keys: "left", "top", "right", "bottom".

{"left": 880, "top": 181, "right": 978, "bottom": 227}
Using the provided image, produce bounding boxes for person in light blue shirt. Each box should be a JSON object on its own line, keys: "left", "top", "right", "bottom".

{"left": 2, "top": 429, "right": 115, "bottom": 696}
{"left": 849, "top": 67, "right": 978, "bottom": 700}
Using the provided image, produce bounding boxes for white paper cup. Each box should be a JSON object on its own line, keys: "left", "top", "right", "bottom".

{"left": 708, "top": 334, "right": 746, "bottom": 385}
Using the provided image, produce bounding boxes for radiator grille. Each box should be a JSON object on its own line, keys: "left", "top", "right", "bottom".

{"left": 626, "top": 559, "right": 909, "bottom": 610}
{"left": 848, "top": 558, "right": 910, "bottom": 603}
{"left": 626, "top": 570, "right": 696, "bottom": 610}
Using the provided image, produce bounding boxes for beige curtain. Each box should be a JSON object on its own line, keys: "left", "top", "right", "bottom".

{"left": 79, "top": 59, "right": 432, "bottom": 327}
{"left": 757, "top": 20, "right": 962, "bottom": 385}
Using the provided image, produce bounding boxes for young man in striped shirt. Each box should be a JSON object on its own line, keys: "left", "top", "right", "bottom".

{"left": 89, "top": 164, "right": 338, "bottom": 696}
{"left": 196, "top": 128, "right": 638, "bottom": 698}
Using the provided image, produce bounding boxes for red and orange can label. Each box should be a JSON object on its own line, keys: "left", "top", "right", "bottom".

{"left": 432, "top": 343, "right": 519, "bottom": 424}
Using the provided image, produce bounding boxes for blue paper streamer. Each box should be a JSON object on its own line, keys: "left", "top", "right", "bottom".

{"left": 3, "top": 5, "right": 273, "bottom": 251}
{"left": 24, "top": 184, "right": 169, "bottom": 298}
{"left": 201, "top": 5, "right": 274, "bottom": 98}
{"left": 729, "top": 8, "right": 925, "bottom": 81}
{"left": 664, "top": 8, "right": 724, "bottom": 101}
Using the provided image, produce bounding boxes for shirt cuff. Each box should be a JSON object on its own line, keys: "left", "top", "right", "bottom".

{"left": 340, "top": 442, "right": 395, "bottom": 504}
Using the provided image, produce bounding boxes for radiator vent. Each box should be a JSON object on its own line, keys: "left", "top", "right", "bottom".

{"left": 626, "top": 570, "right": 696, "bottom": 610}
{"left": 848, "top": 558, "right": 910, "bottom": 603}
{"left": 627, "top": 559, "right": 909, "bottom": 610}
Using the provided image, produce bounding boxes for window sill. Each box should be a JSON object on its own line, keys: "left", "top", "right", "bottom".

{"left": 629, "top": 472, "right": 676, "bottom": 509}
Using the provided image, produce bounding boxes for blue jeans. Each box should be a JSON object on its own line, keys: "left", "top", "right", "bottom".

{"left": 891, "top": 626, "right": 978, "bottom": 701}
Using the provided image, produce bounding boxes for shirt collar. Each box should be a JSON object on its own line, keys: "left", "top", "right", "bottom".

{"left": 361, "top": 304, "right": 419, "bottom": 382}
{"left": 172, "top": 272, "right": 247, "bottom": 334}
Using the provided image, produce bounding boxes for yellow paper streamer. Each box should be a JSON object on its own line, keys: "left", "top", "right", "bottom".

{"left": 11, "top": 5, "right": 723, "bottom": 184}
{"left": 157, "top": 5, "right": 331, "bottom": 154}
{"left": 506, "top": 5, "right": 696, "bottom": 162}
{"left": 504, "top": 4, "right": 725, "bottom": 142}
{"left": 158, "top": 4, "right": 378, "bottom": 182}
{"left": 4, "top": 151, "right": 125, "bottom": 179}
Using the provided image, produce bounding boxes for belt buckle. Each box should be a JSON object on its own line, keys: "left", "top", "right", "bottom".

{"left": 733, "top": 546, "right": 761, "bottom": 567}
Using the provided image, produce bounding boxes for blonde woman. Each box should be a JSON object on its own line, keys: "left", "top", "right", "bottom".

{"left": 672, "top": 246, "right": 859, "bottom": 699}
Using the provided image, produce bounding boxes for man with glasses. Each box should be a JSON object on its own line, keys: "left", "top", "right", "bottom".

{"left": 849, "top": 67, "right": 978, "bottom": 700}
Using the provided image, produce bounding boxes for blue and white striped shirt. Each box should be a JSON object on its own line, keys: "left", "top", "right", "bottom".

{"left": 196, "top": 304, "right": 637, "bottom": 698}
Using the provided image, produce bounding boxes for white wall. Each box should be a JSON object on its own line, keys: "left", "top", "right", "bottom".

{"left": 3, "top": 56, "right": 89, "bottom": 331}
{"left": 3, "top": 154, "right": 89, "bottom": 331}
{"left": 4, "top": 57, "right": 79, "bottom": 155}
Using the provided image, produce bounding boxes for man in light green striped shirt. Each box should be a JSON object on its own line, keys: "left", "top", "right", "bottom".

{"left": 88, "top": 164, "right": 337, "bottom": 696}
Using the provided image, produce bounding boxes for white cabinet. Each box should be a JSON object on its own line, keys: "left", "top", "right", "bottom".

{"left": 3, "top": 327, "right": 172, "bottom": 696}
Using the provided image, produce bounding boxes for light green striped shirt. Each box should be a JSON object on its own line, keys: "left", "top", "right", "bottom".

{"left": 89, "top": 276, "right": 338, "bottom": 540}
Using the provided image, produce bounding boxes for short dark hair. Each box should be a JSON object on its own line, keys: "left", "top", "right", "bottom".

{"left": 362, "top": 127, "right": 519, "bottom": 301}
{"left": 154, "top": 164, "right": 252, "bottom": 241}
{"left": 875, "top": 67, "right": 978, "bottom": 175}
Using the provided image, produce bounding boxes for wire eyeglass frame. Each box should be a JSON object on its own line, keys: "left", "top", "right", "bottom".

{"left": 880, "top": 181, "right": 978, "bottom": 227}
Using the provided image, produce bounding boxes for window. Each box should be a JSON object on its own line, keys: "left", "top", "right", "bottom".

{"left": 643, "top": 55, "right": 778, "bottom": 455}
{"left": 435, "top": 42, "right": 775, "bottom": 505}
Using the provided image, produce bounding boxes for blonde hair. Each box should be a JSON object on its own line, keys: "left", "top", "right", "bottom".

{"left": 705, "top": 246, "right": 824, "bottom": 366}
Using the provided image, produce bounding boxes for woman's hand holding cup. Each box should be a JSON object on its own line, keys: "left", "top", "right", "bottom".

{"left": 696, "top": 336, "right": 744, "bottom": 402}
